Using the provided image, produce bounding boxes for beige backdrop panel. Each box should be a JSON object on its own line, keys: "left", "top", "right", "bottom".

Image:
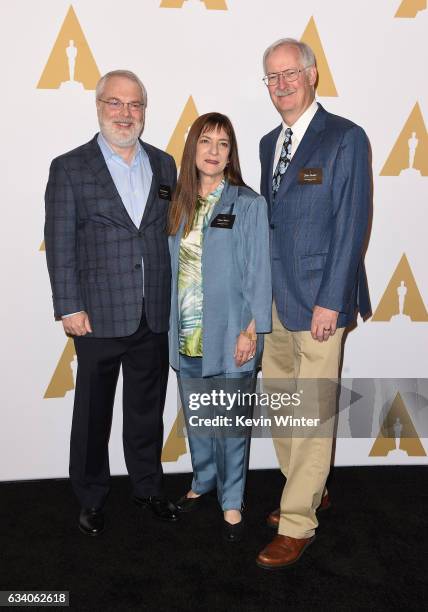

{"left": 0, "top": 0, "right": 427, "bottom": 481}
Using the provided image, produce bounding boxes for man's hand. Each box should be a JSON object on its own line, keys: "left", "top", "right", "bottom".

{"left": 62, "top": 312, "right": 92, "bottom": 336}
{"left": 311, "top": 306, "right": 339, "bottom": 342}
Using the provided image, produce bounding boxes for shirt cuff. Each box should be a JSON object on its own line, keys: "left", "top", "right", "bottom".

{"left": 61, "top": 311, "right": 84, "bottom": 319}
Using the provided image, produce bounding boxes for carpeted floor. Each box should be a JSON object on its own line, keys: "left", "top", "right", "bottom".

{"left": 1, "top": 467, "right": 426, "bottom": 612}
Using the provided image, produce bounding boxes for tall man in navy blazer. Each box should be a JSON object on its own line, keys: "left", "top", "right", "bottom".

{"left": 256, "top": 39, "right": 371, "bottom": 569}
{"left": 45, "top": 70, "right": 178, "bottom": 535}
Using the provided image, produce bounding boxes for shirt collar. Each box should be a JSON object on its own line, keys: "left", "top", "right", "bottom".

{"left": 97, "top": 131, "right": 142, "bottom": 165}
{"left": 281, "top": 99, "right": 318, "bottom": 142}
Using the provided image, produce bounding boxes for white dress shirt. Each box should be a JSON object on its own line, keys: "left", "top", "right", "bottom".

{"left": 272, "top": 99, "right": 319, "bottom": 174}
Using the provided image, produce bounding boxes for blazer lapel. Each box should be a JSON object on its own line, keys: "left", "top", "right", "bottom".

{"left": 212, "top": 181, "right": 237, "bottom": 215}
{"left": 202, "top": 182, "right": 237, "bottom": 266}
{"left": 274, "top": 105, "right": 327, "bottom": 204}
{"left": 139, "top": 141, "right": 160, "bottom": 230}
{"left": 83, "top": 135, "right": 138, "bottom": 232}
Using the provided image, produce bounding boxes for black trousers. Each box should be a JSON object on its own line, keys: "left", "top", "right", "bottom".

{"left": 70, "top": 306, "right": 169, "bottom": 509}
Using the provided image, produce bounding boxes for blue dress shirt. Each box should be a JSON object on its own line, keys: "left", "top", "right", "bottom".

{"left": 97, "top": 132, "right": 152, "bottom": 226}
{"left": 62, "top": 133, "right": 153, "bottom": 318}
{"left": 98, "top": 132, "right": 153, "bottom": 289}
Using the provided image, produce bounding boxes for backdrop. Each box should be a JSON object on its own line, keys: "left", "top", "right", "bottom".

{"left": 1, "top": 0, "right": 427, "bottom": 481}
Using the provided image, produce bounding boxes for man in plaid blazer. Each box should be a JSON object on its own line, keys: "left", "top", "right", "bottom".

{"left": 45, "top": 70, "right": 178, "bottom": 535}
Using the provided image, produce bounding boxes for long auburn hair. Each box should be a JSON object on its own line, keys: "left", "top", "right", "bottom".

{"left": 168, "top": 112, "right": 246, "bottom": 236}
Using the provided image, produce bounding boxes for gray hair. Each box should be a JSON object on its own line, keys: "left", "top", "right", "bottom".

{"left": 263, "top": 38, "right": 316, "bottom": 74}
{"left": 95, "top": 70, "right": 147, "bottom": 106}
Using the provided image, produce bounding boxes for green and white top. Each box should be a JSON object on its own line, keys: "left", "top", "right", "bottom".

{"left": 178, "top": 179, "right": 225, "bottom": 356}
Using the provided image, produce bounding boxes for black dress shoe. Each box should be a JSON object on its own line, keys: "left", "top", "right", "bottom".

{"left": 133, "top": 496, "right": 179, "bottom": 522}
{"left": 79, "top": 508, "right": 104, "bottom": 536}
{"left": 223, "top": 518, "right": 244, "bottom": 543}
{"left": 175, "top": 494, "right": 205, "bottom": 513}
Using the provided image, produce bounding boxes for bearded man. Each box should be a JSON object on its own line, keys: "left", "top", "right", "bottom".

{"left": 45, "top": 70, "right": 178, "bottom": 535}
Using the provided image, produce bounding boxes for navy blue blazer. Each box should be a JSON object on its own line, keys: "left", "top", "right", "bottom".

{"left": 260, "top": 104, "right": 371, "bottom": 331}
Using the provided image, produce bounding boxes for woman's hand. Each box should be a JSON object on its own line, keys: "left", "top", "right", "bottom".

{"left": 234, "top": 319, "right": 257, "bottom": 367}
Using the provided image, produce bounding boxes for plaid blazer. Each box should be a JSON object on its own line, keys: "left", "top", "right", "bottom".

{"left": 45, "top": 134, "right": 177, "bottom": 337}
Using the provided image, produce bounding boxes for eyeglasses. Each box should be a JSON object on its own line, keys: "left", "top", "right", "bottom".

{"left": 98, "top": 98, "right": 145, "bottom": 112}
{"left": 262, "top": 66, "right": 311, "bottom": 87}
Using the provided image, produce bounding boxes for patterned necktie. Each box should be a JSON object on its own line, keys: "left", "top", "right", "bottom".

{"left": 272, "top": 128, "right": 293, "bottom": 197}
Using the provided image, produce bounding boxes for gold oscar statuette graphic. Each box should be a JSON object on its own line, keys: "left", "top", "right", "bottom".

{"left": 380, "top": 103, "right": 428, "bottom": 176}
{"left": 166, "top": 96, "right": 199, "bottom": 169}
{"left": 44, "top": 338, "right": 77, "bottom": 398}
{"left": 300, "top": 16, "right": 338, "bottom": 97}
{"left": 161, "top": 408, "right": 188, "bottom": 462}
{"left": 395, "top": 0, "right": 427, "bottom": 17}
{"left": 40, "top": 240, "right": 45, "bottom": 251}
{"left": 371, "top": 254, "right": 428, "bottom": 322}
{"left": 37, "top": 5, "right": 100, "bottom": 90}
{"left": 160, "top": 0, "right": 227, "bottom": 9}
{"left": 369, "top": 392, "right": 426, "bottom": 457}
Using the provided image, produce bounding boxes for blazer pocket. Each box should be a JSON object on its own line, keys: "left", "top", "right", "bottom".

{"left": 300, "top": 253, "right": 328, "bottom": 271}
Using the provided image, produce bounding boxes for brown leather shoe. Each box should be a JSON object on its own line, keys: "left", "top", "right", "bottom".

{"left": 256, "top": 534, "right": 315, "bottom": 569}
{"left": 266, "top": 492, "right": 331, "bottom": 528}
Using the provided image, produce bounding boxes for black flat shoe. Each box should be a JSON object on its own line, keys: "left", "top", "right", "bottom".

{"left": 175, "top": 494, "right": 205, "bottom": 513}
{"left": 79, "top": 508, "right": 104, "bottom": 536}
{"left": 223, "top": 517, "right": 244, "bottom": 543}
{"left": 133, "top": 495, "right": 179, "bottom": 522}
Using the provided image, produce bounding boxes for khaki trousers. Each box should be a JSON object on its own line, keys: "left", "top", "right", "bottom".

{"left": 262, "top": 302, "right": 344, "bottom": 538}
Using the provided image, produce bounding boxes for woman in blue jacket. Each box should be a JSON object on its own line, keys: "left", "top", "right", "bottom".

{"left": 168, "top": 112, "right": 271, "bottom": 542}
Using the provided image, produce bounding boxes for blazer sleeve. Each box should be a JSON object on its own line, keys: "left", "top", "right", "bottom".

{"left": 44, "top": 158, "right": 85, "bottom": 318}
{"left": 315, "top": 126, "right": 370, "bottom": 313}
{"left": 240, "top": 195, "right": 272, "bottom": 333}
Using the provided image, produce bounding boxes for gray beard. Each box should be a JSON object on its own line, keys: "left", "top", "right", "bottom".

{"left": 99, "top": 119, "right": 143, "bottom": 149}
{"left": 102, "top": 131, "right": 138, "bottom": 148}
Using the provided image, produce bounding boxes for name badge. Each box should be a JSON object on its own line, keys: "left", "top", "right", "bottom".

{"left": 211, "top": 214, "right": 235, "bottom": 229}
{"left": 298, "top": 168, "right": 323, "bottom": 184}
{"left": 158, "top": 184, "right": 171, "bottom": 200}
